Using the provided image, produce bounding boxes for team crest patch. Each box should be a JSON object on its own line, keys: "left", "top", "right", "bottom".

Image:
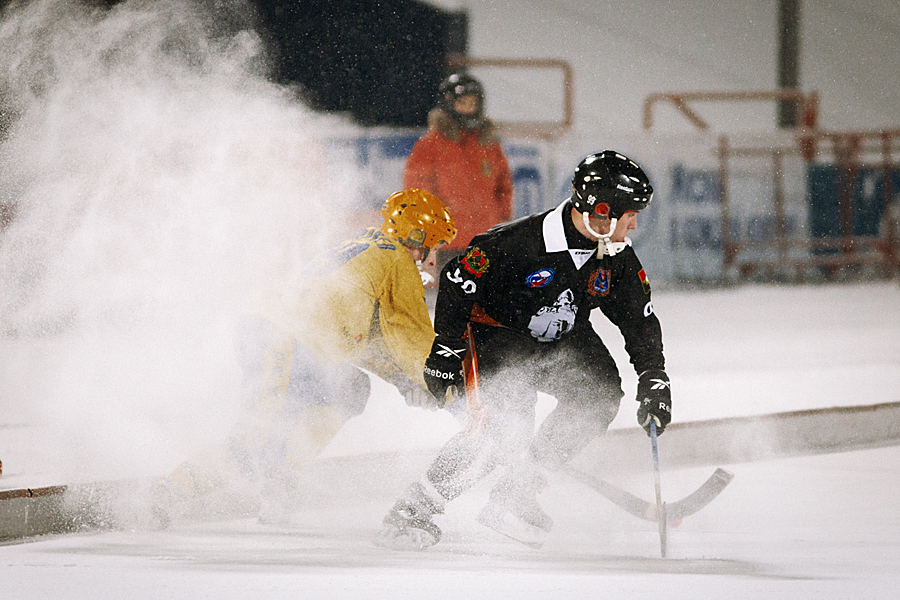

{"left": 526, "top": 268, "right": 555, "bottom": 288}
{"left": 639, "top": 269, "right": 651, "bottom": 294}
{"left": 462, "top": 247, "right": 490, "bottom": 277}
{"left": 589, "top": 267, "right": 611, "bottom": 296}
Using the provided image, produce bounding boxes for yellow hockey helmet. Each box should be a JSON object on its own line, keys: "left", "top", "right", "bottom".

{"left": 380, "top": 189, "right": 457, "bottom": 251}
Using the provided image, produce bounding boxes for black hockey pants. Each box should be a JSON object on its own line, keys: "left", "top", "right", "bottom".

{"left": 427, "top": 323, "right": 623, "bottom": 501}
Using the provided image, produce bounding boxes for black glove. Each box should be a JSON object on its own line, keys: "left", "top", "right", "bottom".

{"left": 636, "top": 369, "right": 671, "bottom": 436}
{"left": 423, "top": 336, "right": 467, "bottom": 405}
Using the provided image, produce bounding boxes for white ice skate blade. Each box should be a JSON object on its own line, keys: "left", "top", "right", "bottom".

{"left": 256, "top": 510, "right": 297, "bottom": 527}
{"left": 373, "top": 525, "right": 438, "bottom": 551}
{"left": 476, "top": 506, "right": 547, "bottom": 549}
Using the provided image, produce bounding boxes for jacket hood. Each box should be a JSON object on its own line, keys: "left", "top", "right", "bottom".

{"left": 428, "top": 108, "right": 498, "bottom": 145}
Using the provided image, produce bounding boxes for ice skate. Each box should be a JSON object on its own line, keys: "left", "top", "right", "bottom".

{"left": 476, "top": 465, "right": 552, "bottom": 548}
{"left": 257, "top": 470, "right": 302, "bottom": 526}
{"left": 374, "top": 482, "right": 444, "bottom": 550}
{"left": 257, "top": 489, "right": 295, "bottom": 526}
{"left": 143, "top": 477, "right": 180, "bottom": 531}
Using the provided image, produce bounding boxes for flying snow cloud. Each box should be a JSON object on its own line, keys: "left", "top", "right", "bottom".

{"left": 0, "top": 0, "right": 360, "bottom": 480}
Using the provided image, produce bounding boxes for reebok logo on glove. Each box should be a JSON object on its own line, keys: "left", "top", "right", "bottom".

{"left": 424, "top": 366, "right": 456, "bottom": 381}
{"left": 641, "top": 397, "right": 670, "bottom": 412}
{"left": 424, "top": 336, "right": 468, "bottom": 403}
{"left": 648, "top": 378, "right": 670, "bottom": 391}
{"left": 435, "top": 344, "right": 465, "bottom": 359}
{"left": 636, "top": 369, "right": 672, "bottom": 436}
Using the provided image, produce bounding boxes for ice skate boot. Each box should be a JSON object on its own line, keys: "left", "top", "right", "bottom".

{"left": 374, "top": 481, "right": 444, "bottom": 550}
{"left": 257, "top": 472, "right": 300, "bottom": 526}
{"left": 477, "top": 466, "right": 552, "bottom": 548}
{"left": 145, "top": 477, "right": 180, "bottom": 531}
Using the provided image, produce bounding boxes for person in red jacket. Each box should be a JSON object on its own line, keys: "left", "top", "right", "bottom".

{"left": 403, "top": 72, "right": 513, "bottom": 283}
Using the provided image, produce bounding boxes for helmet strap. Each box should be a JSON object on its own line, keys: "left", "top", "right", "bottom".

{"left": 399, "top": 238, "right": 432, "bottom": 265}
{"left": 412, "top": 246, "right": 435, "bottom": 286}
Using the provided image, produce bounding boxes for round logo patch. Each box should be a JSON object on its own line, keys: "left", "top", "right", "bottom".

{"left": 526, "top": 268, "right": 555, "bottom": 288}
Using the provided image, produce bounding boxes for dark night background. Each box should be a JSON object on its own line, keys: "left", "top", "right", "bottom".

{"left": 0, "top": 0, "right": 465, "bottom": 127}
{"left": 251, "top": 0, "right": 465, "bottom": 127}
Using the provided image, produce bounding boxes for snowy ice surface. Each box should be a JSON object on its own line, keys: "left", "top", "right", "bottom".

{"left": 3, "top": 282, "right": 900, "bottom": 599}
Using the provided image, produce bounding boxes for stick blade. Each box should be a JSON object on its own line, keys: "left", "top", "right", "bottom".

{"left": 665, "top": 468, "right": 734, "bottom": 521}
{"left": 563, "top": 466, "right": 734, "bottom": 524}
{"left": 561, "top": 466, "right": 657, "bottom": 521}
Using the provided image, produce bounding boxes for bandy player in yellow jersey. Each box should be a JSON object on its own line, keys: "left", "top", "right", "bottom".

{"left": 153, "top": 190, "right": 456, "bottom": 525}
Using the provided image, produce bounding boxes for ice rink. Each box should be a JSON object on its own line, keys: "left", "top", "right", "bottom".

{"left": 3, "top": 282, "right": 899, "bottom": 599}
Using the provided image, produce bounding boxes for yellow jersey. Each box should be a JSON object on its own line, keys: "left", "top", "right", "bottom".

{"left": 294, "top": 227, "right": 434, "bottom": 387}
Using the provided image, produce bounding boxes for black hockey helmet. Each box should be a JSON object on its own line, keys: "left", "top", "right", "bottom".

{"left": 571, "top": 151, "right": 654, "bottom": 219}
{"left": 438, "top": 72, "right": 485, "bottom": 129}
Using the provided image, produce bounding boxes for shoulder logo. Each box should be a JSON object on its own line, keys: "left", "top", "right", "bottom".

{"left": 462, "top": 247, "right": 490, "bottom": 277}
{"left": 526, "top": 268, "right": 555, "bottom": 288}
{"left": 638, "top": 269, "right": 651, "bottom": 294}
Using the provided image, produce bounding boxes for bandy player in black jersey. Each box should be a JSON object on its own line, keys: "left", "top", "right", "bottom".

{"left": 378, "top": 151, "right": 672, "bottom": 550}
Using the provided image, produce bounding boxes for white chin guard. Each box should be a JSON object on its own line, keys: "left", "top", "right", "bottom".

{"left": 583, "top": 212, "right": 629, "bottom": 257}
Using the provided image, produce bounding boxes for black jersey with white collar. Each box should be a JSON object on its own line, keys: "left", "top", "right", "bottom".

{"left": 434, "top": 199, "right": 665, "bottom": 374}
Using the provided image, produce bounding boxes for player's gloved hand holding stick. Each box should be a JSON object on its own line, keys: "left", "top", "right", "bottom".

{"left": 636, "top": 369, "right": 672, "bottom": 435}
{"left": 423, "top": 336, "right": 467, "bottom": 406}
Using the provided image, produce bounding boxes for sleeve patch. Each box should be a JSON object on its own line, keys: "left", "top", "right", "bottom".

{"left": 639, "top": 269, "right": 651, "bottom": 294}
{"left": 462, "top": 246, "right": 490, "bottom": 278}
